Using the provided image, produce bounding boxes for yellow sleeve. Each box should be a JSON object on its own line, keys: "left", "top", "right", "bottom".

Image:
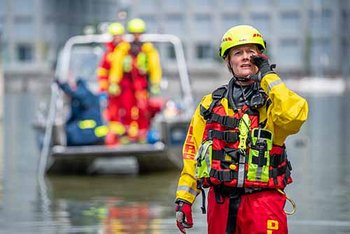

{"left": 142, "top": 42, "right": 162, "bottom": 86}
{"left": 260, "top": 73, "right": 308, "bottom": 145}
{"left": 176, "top": 95, "right": 211, "bottom": 204}
{"left": 109, "top": 41, "right": 130, "bottom": 84}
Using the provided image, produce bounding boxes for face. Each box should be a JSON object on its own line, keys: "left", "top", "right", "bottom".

{"left": 112, "top": 34, "right": 123, "bottom": 44}
{"left": 133, "top": 33, "right": 142, "bottom": 41}
{"left": 227, "top": 44, "right": 259, "bottom": 78}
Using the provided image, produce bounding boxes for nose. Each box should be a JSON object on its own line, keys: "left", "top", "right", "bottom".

{"left": 242, "top": 51, "right": 250, "bottom": 60}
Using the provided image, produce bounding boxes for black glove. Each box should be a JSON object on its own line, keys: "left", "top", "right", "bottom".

{"left": 250, "top": 54, "right": 275, "bottom": 82}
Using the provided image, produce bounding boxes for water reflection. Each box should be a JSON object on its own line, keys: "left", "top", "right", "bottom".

{"left": 1, "top": 92, "right": 350, "bottom": 233}
{"left": 38, "top": 173, "right": 181, "bottom": 233}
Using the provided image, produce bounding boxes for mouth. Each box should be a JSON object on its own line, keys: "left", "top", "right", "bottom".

{"left": 240, "top": 64, "right": 252, "bottom": 69}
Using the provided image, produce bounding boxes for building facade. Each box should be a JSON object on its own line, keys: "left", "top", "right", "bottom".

{"left": 0, "top": 0, "right": 350, "bottom": 91}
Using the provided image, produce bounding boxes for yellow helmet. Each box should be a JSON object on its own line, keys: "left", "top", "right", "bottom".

{"left": 108, "top": 22, "right": 125, "bottom": 36}
{"left": 219, "top": 25, "right": 266, "bottom": 58}
{"left": 127, "top": 18, "right": 146, "bottom": 33}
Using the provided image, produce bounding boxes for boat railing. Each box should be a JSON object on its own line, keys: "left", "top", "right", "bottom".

{"left": 37, "top": 82, "right": 59, "bottom": 178}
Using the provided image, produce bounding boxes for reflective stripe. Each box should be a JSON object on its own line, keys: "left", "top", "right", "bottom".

{"left": 237, "top": 153, "right": 246, "bottom": 187}
{"left": 123, "top": 55, "right": 132, "bottom": 72}
{"left": 176, "top": 185, "right": 199, "bottom": 196}
{"left": 136, "top": 52, "right": 148, "bottom": 73}
{"left": 79, "top": 120, "right": 96, "bottom": 129}
{"left": 268, "top": 79, "right": 283, "bottom": 93}
{"left": 95, "top": 126, "right": 108, "bottom": 137}
{"left": 109, "top": 121, "right": 126, "bottom": 135}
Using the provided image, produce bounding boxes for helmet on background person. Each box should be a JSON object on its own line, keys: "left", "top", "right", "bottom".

{"left": 127, "top": 18, "right": 146, "bottom": 34}
{"left": 108, "top": 22, "right": 125, "bottom": 36}
{"left": 219, "top": 25, "right": 266, "bottom": 59}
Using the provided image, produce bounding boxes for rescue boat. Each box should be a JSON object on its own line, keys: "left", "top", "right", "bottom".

{"left": 34, "top": 33, "right": 194, "bottom": 175}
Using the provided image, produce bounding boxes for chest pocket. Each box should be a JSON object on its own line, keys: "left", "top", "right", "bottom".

{"left": 195, "top": 140, "right": 213, "bottom": 180}
{"left": 247, "top": 128, "right": 273, "bottom": 183}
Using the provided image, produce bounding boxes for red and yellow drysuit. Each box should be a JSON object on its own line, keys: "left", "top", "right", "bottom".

{"left": 107, "top": 40, "right": 162, "bottom": 142}
{"left": 176, "top": 73, "right": 308, "bottom": 233}
{"left": 97, "top": 41, "right": 128, "bottom": 143}
{"left": 97, "top": 41, "right": 118, "bottom": 92}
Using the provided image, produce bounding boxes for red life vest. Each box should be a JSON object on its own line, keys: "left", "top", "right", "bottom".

{"left": 197, "top": 86, "right": 292, "bottom": 189}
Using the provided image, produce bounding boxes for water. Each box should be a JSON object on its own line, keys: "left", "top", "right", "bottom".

{"left": 1, "top": 92, "right": 350, "bottom": 233}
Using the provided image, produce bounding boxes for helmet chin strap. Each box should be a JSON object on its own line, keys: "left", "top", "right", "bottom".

{"left": 229, "top": 64, "right": 256, "bottom": 85}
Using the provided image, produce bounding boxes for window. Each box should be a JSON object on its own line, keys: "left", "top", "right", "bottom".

{"left": 194, "top": 14, "right": 212, "bottom": 37}
{"left": 277, "top": 0, "right": 301, "bottom": 7}
{"left": 247, "top": 0, "right": 271, "bottom": 5}
{"left": 14, "top": 0, "right": 34, "bottom": 15}
{"left": 279, "top": 12, "right": 300, "bottom": 34}
{"left": 341, "top": 10, "right": 350, "bottom": 35}
{"left": 0, "top": 0, "right": 5, "bottom": 16}
{"left": 222, "top": 14, "right": 241, "bottom": 31}
{"left": 17, "top": 44, "right": 33, "bottom": 62}
{"left": 310, "top": 38, "right": 331, "bottom": 68}
{"left": 167, "top": 44, "right": 176, "bottom": 59}
{"left": 192, "top": 0, "right": 212, "bottom": 9}
{"left": 195, "top": 43, "right": 213, "bottom": 60}
{"left": 311, "top": 0, "right": 332, "bottom": 8}
{"left": 167, "top": 43, "right": 187, "bottom": 60}
{"left": 341, "top": 38, "right": 350, "bottom": 75}
{"left": 14, "top": 17, "right": 34, "bottom": 39}
{"left": 163, "top": 0, "right": 185, "bottom": 11}
{"left": 139, "top": 0, "right": 158, "bottom": 11}
{"left": 277, "top": 38, "right": 301, "bottom": 67}
{"left": 166, "top": 15, "right": 185, "bottom": 36}
{"left": 223, "top": 0, "right": 243, "bottom": 8}
{"left": 310, "top": 9, "right": 332, "bottom": 36}
{"left": 1, "top": 42, "right": 9, "bottom": 65}
{"left": 250, "top": 13, "right": 270, "bottom": 35}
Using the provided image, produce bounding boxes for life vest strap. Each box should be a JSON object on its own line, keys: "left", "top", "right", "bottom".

{"left": 209, "top": 113, "right": 240, "bottom": 128}
{"left": 252, "top": 128, "right": 272, "bottom": 139}
{"left": 212, "top": 149, "right": 240, "bottom": 162}
{"left": 209, "top": 158, "right": 290, "bottom": 185}
{"left": 208, "top": 130, "right": 239, "bottom": 143}
{"left": 269, "top": 163, "right": 289, "bottom": 182}
{"left": 200, "top": 85, "right": 228, "bottom": 120}
{"left": 270, "top": 150, "right": 288, "bottom": 167}
{"left": 210, "top": 169, "right": 238, "bottom": 182}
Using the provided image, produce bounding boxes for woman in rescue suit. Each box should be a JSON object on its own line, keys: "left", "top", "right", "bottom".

{"left": 175, "top": 25, "right": 308, "bottom": 234}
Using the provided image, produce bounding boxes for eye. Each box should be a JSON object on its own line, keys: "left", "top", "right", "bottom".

{"left": 233, "top": 50, "right": 241, "bottom": 56}
{"left": 249, "top": 50, "right": 257, "bottom": 55}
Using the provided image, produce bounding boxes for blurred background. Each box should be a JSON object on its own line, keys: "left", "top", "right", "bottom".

{"left": 1, "top": 0, "right": 350, "bottom": 233}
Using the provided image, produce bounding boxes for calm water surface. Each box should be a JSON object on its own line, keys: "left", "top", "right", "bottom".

{"left": 1, "top": 92, "right": 350, "bottom": 234}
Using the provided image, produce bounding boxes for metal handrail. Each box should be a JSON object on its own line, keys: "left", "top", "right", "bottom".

{"left": 37, "top": 82, "right": 59, "bottom": 178}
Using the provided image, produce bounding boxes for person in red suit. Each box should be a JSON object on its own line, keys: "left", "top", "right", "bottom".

{"left": 97, "top": 22, "right": 127, "bottom": 145}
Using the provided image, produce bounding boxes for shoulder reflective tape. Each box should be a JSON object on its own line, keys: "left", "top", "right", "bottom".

{"left": 268, "top": 79, "right": 283, "bottom": 92}
{"left": 176, "top": 185, "right": 199, "bottom": 196}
